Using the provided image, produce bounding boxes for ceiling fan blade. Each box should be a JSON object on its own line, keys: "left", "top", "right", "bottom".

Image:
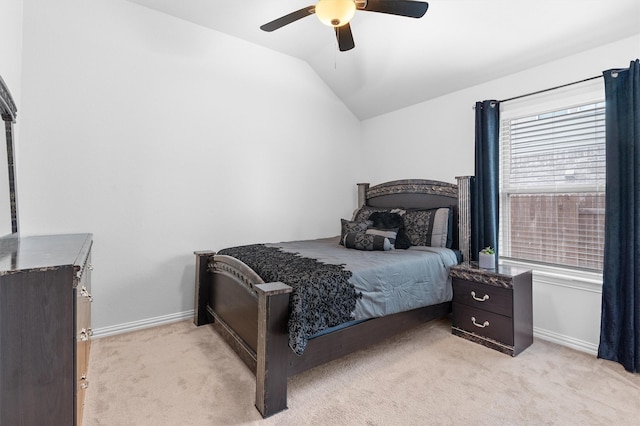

{"left": 359, "top": 0, "right": 428, "bottom": 18}
{"left": 260, "top": 6, "right": 316, "bottom": 32}
{"left": 335, "top": 24, "right": 355, "bottom": 52}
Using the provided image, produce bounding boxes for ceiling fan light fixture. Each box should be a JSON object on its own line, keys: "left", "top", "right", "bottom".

{"left": 315, "top": 0, "right": 356, "bottom": 27}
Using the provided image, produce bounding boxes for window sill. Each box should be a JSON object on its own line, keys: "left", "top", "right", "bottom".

{"left": 499, "top": 258, "right": 603, "bottom": 293}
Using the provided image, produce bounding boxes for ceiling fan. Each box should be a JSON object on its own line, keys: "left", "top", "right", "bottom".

{"left": 260, "top": 0, "right": 429, "bottom": 52}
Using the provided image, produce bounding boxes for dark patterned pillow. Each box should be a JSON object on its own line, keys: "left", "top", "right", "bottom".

{"left": 352, "top": 206, "right": 407, "bottom": 221}
{"left": 368, "top": 211, "right": 411, "bottom": 249}
{"left": 352, "top": 206, "right": 388, "bottom": 223}
{"left": 403, "top": 207, "right": 451, "bottom": 247}
{"left": 340, "top": 219, "right": 373, "bottom": 246}
{"left": 343, "top": 232, "right": 392, "bottom": 251}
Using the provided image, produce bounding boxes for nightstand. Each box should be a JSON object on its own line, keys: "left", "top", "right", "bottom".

{"left": 450, "top": 262, "right": 533, "bottom": 356}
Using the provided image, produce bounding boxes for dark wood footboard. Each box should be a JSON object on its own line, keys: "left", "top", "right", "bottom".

{"left": 255, "top": 282, "right": 292, "bottom": 416}
{"left": 194, "top": 251, "right": 451, "bottom": 418}
{"left": 194, "top": 251, "right": 293, "bottom": 417}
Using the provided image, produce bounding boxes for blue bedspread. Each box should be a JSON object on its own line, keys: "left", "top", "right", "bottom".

{"left": 271, "top": 237, "right": 456, "bottom": 320}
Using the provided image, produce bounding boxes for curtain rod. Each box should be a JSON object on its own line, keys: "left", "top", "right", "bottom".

{"left": 473, "top": 65, "right": 631, "bottom": 108}
{"left": 498, "top": 74, "right": 603, "bottom": 104}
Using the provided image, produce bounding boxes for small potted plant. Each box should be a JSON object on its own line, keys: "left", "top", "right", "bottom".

{"left": 479, "top": 246, "right": 495, "bottom": 269}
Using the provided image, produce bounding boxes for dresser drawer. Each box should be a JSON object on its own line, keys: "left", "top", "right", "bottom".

{"left": 452, "top": 302, "right": 514, "bottom": 346}
{"left": 452, "top": 278, "right": 513, "bottom": 317}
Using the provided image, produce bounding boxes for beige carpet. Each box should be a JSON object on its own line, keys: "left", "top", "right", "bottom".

{"left": 83, "top": 318, "right": 640, "bottom": 425}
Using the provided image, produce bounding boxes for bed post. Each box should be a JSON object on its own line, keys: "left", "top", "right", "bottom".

{"left": 194, "top": 251, "right": 215, "bottom": 326}
{"left": 456, "top": 176, "right": 472, "bottom": 263}
{"left": 254, "top": 282, "right": 293, "bottom": 418}
{"left": 357, "top": 183, "right": 369, "bottom": 208}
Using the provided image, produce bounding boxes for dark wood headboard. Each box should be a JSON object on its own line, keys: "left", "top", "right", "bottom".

{"left": 357, "top": 178, "right": 471, "bottom": 261}
{"left": 359, "top": 179, "right": 457, "bottom": 209}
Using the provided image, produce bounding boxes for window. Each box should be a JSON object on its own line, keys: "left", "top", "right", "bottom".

{"left": 499, "top": 100, "right": 605, "bottom": 272}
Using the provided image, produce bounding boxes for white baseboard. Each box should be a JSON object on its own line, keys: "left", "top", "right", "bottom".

{"left": 92, "top": 310, "right": 194, "bottom": 339}
{"left": 93, "top": 310, "right": 599, "bottom": 356}
{"left": 534, "top": 326, "right": 598, "bottom": 356}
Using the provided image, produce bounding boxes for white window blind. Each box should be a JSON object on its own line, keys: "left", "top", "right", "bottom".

{"left": 499, "top": 101, "right": 605, "bottom": 271}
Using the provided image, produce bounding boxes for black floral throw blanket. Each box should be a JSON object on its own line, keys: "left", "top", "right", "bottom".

{"left": 217, "top": 244, "right": 360, "bottom": 355}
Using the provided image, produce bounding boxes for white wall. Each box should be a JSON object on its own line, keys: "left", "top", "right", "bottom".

{"left": 18, "top": 0, "right": 362, "bottom": 333}
{"left": 362, "top": 34, "right": 640, "bottom": 353}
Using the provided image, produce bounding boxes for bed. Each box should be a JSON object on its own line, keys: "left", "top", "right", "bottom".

{"left": 193, "top": 178, "right": 472, "bottom": 417}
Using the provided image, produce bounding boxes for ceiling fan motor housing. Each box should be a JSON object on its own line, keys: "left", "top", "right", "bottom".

{"left": 315, "top": 0, "right": 357, "bottom": 27}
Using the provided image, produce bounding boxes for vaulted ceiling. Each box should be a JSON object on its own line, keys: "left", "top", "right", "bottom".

{"left": 125, "top": 0, "right": 640, "bottom": 120}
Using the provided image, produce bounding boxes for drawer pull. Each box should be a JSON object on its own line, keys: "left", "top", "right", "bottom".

{"left": 80, "top": 286, "right": 93, "bottom": 302}
{"left": 80, "top": 328, "right": 90, "bottom": 341}
{"left": 471, "top": 316, "right": 490, "bottom": 328}
{"left": 80, "top": 376, "right": 89, "bottom": 389}
{"left": 470, "top": 291, "right": 489, "bottom": 302}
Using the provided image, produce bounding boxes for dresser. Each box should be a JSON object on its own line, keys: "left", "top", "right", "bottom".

{"left": 450, "top": 262, "right": 532, "bottom": 356}
{"left": 0, "top": 233, "right": 93, "bottom": 425}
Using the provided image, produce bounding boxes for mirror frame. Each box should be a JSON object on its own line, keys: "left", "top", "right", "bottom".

{"left": 0, "top": 75, "right": 19, "bottom": 235}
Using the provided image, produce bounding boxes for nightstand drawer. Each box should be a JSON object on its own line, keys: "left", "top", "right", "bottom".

{"left": 452, "top": 278, "right": 513, "bottom": 317}
{"left": 452, "top": 303, "right": 514, "bottom": 346}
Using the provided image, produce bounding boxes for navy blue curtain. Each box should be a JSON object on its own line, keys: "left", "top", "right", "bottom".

{"left": 598, "top": 59, "right": 640, "bottom": 373}
{"left": 471, "top": 100, "right": 500, "bottom": 262}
